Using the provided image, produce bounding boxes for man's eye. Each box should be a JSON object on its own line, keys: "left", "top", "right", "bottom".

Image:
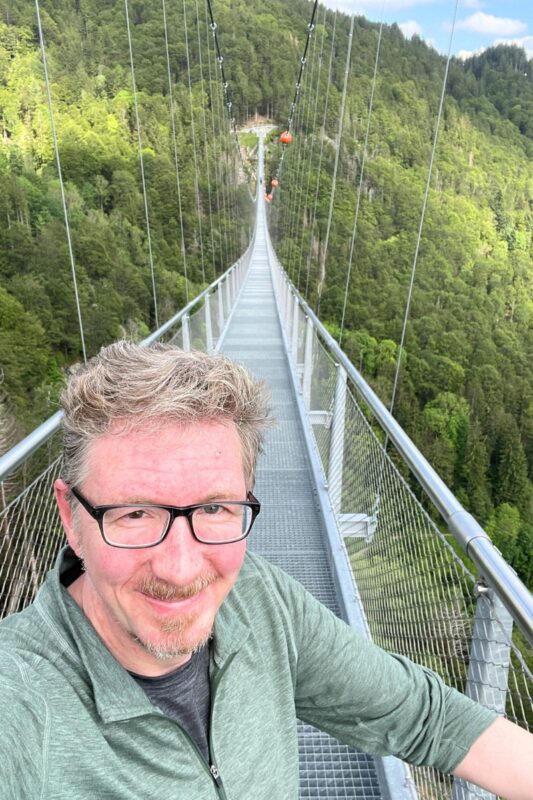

{"left": 108, "top": 507, "right": 155, "bottom": 526}
{"left": 124, "top": 509, "right": 148, "bottom": 520}
{"left": 202, "top": 504, "right": 223, "bottom": 515}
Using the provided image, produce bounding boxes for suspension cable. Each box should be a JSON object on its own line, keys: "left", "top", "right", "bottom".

{"left": 206, "top": 0, "right": 253, "bottom": 203}
{"left": 195, "top": 0, "right": 217, "bottom": 281}
{"left": 286, "top": 15, "right": 319, "bottom": 279}
{"left": 388, "top": 0, "right": 460, "bottom": 417}
{"left": 316, "top": 14, "right": 355, "bottom": 316}
{"left": 304, "top": 9, "right": 337, "bottom": 300}
{"left": 204, "top": 4, "right": 229, "bottom": 264}
{"left": 285, "top": 0, "right": 319, "bottom": 135}
{"left": 161, "top": 0, "right": 189, "bottom": 303}
{"left": 206, "top": 0, "right": 239, "bottom": 259}
{"left": 182, "top": 0, "right": 206, "bottom": 284}
{"left": 124, "top": 0, "right": 160, "bottom": 329}
{"left": 296, "top": 4, "right": 327, "bottom": 290}
{"left": 277, "top": 0, "right": 319, "bottom": 180}
{"left": 34, "top": 0, "right": 87, "bottom": 362}
{"left": 339, "top": 18, "right": 384, "bottom": 345}
{"left": 204, "top": 1, "right": 229, "bottom": 269}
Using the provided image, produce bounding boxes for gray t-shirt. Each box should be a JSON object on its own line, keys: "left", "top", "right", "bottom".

{"left": 131, "top": 646, "right": 211, "bottom": 762}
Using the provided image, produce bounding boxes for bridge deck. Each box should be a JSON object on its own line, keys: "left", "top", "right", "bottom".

{"left": 220, "top": 202, "right": 386, "bottom": 799}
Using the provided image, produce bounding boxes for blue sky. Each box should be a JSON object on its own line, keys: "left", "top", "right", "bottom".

{"left": 321, "top": 0, "right": 533, "bottom": 59}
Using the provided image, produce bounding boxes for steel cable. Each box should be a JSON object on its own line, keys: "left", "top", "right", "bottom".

{"left": 182, "top": 0, "right": 206, "bottom": 283}
{"left": 162, "top": 0, "right": 190, "bottom": 303}
{"left": 303, "top": 10, "right": 337, "bottom": 300}
{"left": 34, "top": 0, "right": 87, "bottom": 362}
{"left": 388, "top": 0, "right": 460, "bottom": 417}
{"left": 296, "top": 5, "right": 328, "bottom": 290}
{"left": 195, "top": 0, "right": 217, "bottom": 281}
{"left": 124, "top": 0, "right": 160, "bottom": 328}
{"left": 339, "top": 18, "right": 384, "bottom": 345}
{"left": 316, "top": 14, "right": 355, "bottom": 316}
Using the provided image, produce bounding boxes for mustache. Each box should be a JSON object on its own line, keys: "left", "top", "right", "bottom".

{"left": 136, "top": 573, "right": 215, "bottom": 601}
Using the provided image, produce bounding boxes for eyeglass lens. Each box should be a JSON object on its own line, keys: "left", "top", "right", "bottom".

{"left": 102, "top": 502, "right": 253, "bottom": 546}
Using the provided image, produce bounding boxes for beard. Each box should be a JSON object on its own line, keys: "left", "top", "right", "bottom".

{"left": 131, "top": 572, "right": 217, "bottom": 661}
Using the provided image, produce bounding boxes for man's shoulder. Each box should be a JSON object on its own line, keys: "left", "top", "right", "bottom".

{"left": 237, "top": 551, "right": 306, "bottom": 599}
{"left": 232, "top": 550, "right": 332, "bottom": 625}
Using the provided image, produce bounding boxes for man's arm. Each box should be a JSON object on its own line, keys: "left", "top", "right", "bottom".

{"left": 453, "top": 717, "right": 533, "bottom": 800}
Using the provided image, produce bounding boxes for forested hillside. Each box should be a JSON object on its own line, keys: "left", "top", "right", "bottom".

{"left": 0, "top": 0, "right": 531, "bottom": 585}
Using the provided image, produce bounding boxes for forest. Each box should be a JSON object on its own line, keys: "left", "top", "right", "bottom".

{"left": 0, "top": 0, "right": 531, "bottom": 588}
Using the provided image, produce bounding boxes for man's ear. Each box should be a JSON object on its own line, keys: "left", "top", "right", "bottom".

{"left": 54, "top": 478, "right": 82, "bottom": 557}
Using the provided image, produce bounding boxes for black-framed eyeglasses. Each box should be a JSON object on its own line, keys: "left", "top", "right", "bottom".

{"left": 68, "top": 485, "right": 261, "bottom": 549}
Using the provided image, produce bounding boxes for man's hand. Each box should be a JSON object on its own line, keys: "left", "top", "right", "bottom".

{"left": 453, "top": 717, "right": 533, "bottom": 799}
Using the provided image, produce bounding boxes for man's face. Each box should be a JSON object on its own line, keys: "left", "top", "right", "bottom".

{"left": 54, "top": 420, "right": 248, "bottom": 675}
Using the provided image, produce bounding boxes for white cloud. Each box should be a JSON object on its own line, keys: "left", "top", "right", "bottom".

{"left": 323, "top": 0, "right": 437, "bottom": 12}
{"left": 456, "top": 47, "right": 486, "bottom": 60}
{"left": 399, "top": 20, "right": 423, "bottom": 39}
{"left": 455, "top": 12, "right": 527, "bottom": 37}
{"left": 495, "top": 36, "right": 533, "bottom": 59}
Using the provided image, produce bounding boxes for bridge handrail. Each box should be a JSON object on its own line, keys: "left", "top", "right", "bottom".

{"left": 0, "top": 242, "right": 255, "bottom": 485}
{"left": 274, "top": 269, "right": 533, "bottom": 649}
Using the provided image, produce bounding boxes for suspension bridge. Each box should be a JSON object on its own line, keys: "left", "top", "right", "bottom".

{"left": 0, "top": 2, "right": 532, "bottom": 799}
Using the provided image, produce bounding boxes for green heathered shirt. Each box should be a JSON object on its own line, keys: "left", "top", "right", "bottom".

{"left": 0, "top": 547, "right": 496, "bottom": 799}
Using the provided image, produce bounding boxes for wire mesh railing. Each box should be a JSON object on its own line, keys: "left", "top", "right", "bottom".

{"left": 0, "top": 244, "right": 254, "bottom": 620}
{"left": 271, "top": 255, "right": 533, "bottom": 800}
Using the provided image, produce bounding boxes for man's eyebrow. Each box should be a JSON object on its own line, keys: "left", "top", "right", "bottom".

{"left": 115, "top": 491, "right": 245, "bottom": 506}
{"left": 199, "top": 492, "right": 246, "bottom": 504}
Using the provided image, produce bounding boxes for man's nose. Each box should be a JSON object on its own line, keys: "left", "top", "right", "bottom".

{"left": 152, "top": 515, "right": 206, "bottom": 582}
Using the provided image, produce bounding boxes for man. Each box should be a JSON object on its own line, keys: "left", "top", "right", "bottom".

{"left": 0, "top": 341, "right": 531, "bottom": 799}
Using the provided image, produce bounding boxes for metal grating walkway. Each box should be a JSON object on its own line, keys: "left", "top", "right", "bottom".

{"left": 220, "top": 203, "right": 385, "bottom": 799}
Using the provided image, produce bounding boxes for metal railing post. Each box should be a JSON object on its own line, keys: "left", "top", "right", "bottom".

{"left": 452, "top": 587, "right": 513, "bottom": 800}
{"left": 225, "top": 276, "right": 232, "bottom": 316}
{"left": 182, "top": 314, "right": 191, "bottom": 352}
{"left": 218, "top": 287, "right": 225, "bottom": 332}
{"left": 291, "top": 295, "right": 299, "bottom": 364}
{"left": 205, "top": 294, "right": 213, "bottom": 353}
{"left": 328, "top": 365, "right": 347, "bottom": 516}
{"left": 303, "top": 316, "right": 314, "bottom": 410}
{"left": 285, "top": 286, "right": 292, "bottom": 337}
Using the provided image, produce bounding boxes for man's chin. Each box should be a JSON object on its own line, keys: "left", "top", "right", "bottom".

{"left": 133, "top": 625, "right": 213, "bottom": 662}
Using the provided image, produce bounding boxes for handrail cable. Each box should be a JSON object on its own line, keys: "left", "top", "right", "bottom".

{"left": 182, "top": 0, "right": 207, "bottom": 283}
{"left": 205, "top": 6, "right": 230, "bottom": 267}
{"left": 388, "top": 0, "right": 460, "bottom": 418}
{"left": 162, "top": 0, "right": 190, "bottom": 303}
{"left": 304, "top": 10, "right": 337, "bottom": 299}
{"left": 195, "top": 0, "right": 217, "bottom": 281}
{"left": 34, "top": 0, "right": 87, "bottom": 363}
{"left": 316, "top": 14, "right": 355, "bottom": 316}
{"left": 296, "top": 5, "right": 328, "bottom": 290}
{"left": 124, "top": 0, "right": 160, "bottom": 328}
{"left": 339, "top": 16, "right": 385, "bottom": 344}
{"left": 286, "top": 10, "right": 320, "bottom": 276}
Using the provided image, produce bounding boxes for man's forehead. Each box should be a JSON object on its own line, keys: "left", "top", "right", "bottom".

{"left": 83, "top": 418, "right": 244, "bottom": 474}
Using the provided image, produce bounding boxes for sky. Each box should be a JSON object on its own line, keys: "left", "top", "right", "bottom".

{"left": 320, "top": 0, "right": 533, "bottom": 60}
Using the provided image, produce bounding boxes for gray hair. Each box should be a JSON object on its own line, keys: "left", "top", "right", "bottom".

{"left": 60, "top": 341, "right": 271, "bottom": 489}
